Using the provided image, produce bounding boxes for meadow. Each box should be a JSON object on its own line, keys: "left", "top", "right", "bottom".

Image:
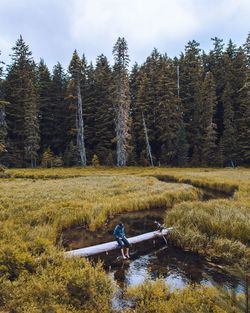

{"left": 0, "top": 167, "right": 249, "bottom": 312}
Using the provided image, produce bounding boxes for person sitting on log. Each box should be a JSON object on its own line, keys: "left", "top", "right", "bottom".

{"left": 113, "top": 222, "right": 130, "bottom": 259}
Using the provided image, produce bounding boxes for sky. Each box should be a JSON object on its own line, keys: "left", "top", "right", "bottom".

{"left": 0, "top": 0, "right": 249, "bottom": 70}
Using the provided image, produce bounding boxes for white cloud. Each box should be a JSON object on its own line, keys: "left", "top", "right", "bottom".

{"left": 70, "top": 0, "right": 198, "bottom": 45}
{"left": 0, "top": 0, "right": 249, "bottom": 68}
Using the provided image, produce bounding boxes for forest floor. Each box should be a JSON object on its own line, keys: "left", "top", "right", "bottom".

{"left": 0, "top": 167, "right": 249, "bottom": 312}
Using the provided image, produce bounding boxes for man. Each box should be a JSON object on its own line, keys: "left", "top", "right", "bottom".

{"left": 113, "top": 222, "right": 130, "bottom": 259}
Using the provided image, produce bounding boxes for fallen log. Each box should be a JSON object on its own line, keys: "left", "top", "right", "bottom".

{"left": 66, "top": 227, "right": 174, "bottom": 257}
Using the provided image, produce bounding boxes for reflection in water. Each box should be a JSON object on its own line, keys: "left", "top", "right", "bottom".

{"left": 109, "top": 246, "right": 245, "bottom": 310}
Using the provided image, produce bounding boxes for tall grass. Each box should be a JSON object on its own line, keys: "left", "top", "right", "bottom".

{"left": 0, "top": 172, "right": 199, "bottom": 312}
{"left": 123, "top": 279, "right": 245, "bottom": 313}
{"left": 0, "top": 167, "right": 249, "bottom": 312}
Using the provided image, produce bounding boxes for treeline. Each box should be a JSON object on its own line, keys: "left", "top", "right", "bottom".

{"left": 0, "top": 34, "right": 249, "bottom": 168}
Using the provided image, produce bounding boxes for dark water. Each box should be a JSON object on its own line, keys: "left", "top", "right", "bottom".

{"left": 62, "top": 187, "right": 246, "bottom": 310}
{"left": 108, "top": 246, "right": 245, "bottom": 310}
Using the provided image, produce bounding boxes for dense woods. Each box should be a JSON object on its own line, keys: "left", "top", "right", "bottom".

{"left": 0, "top": 34, "right": 249, "bottom": 168}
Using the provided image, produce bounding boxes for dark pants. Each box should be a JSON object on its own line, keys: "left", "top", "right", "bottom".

{"left": 116, "top": 237, "right": 130, "bottom": 248}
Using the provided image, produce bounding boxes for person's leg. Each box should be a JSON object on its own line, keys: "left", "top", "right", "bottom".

{"left": 122, "top": 237, "right": 130, "bottom": 258}
{"left": 116, "top": 237, "right": 126, "bottom": 259}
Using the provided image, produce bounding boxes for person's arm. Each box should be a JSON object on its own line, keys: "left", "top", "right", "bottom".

{"left": 114, "top": 225, "right": 120, "bottom": 238}
{"left": 121, "top": 226, "right": 125, "bottom": 238}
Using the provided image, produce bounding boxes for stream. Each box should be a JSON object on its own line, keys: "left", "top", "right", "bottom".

{"left": 62, "top": 184, "right": 246, "bottom": 310}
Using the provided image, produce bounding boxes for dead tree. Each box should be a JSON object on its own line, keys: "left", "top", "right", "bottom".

{"left": 69, "top": 50, "right": 87, "bottom": 166}
{"left": 113, "top": 37, "right": 131, "bottom": 166}
{"left": 142, "top": 111, "right": 154, "bottom": 166}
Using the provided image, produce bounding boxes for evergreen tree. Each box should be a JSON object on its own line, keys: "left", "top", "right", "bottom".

{"left": 236, "top": 35, "right": 250, "bottom": 164}
{"left": 129, "top": 63, "right": 141, "bottom": 165}
{"left": 176, "top": 123, "right": 189, "bottom": 166}
{"left": 68, "top": 50, "right": 87, "bottom": 166}
{"left": 201, "top": 72, "right": 218, "bottom": 166}
{"left": 179, "top": 41, "right": 204, "bottom": 165}
{"left": 112, "top": 37, "right": 131, "bottom": 166}
{"left": 23, "top": 78, "right": 40, "bottom": 167}
{"left": 50, "top": 62, "right": 68, "bottom": 155}
{"left": 84, "top": 61, "right": 97, "bottom": 160}
{"left": 205, "top": 37, "right": 225, "bottom": 138}
{"left": 93, "top": 55, "right": 115, "bottom": 164}
{"left": 37, "top": 59, "right": 52, "bottom": 153}
{"left": 5, "top": 36, "right": 40, "bottom": 167}
{"left": 0, "top": 53, "right": 8, "bottom": 163}
{"left": 158, "top": 56, "right": 181, "bottom": 165}
{"left": 221, "top": 82, "right": 237, "bottom": 166}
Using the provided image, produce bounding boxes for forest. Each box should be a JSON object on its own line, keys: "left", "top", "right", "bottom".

{"left": 0, "top": 34, "right": 249, "bottom": 168}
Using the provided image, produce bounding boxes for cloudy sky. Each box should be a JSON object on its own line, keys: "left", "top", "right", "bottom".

{"left": 0, "top": 0, "right": 249, "bottom": 69}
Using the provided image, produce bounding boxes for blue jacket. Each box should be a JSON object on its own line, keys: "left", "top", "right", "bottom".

{"left": 114, "top": 224, "right": 125, "bottom": 238}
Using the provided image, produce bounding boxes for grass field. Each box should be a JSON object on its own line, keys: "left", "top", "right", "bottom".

{"left": 0, "top": 167, "right": 249, "bottom": 312}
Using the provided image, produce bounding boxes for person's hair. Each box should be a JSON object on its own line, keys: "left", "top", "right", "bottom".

{"left": 118, "top": 222, "right": 123, "bottom": 227}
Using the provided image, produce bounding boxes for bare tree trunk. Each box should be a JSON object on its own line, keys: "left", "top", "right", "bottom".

{"left": 142, "top": 111, "right": 154, "bottom": 166}
{"left": 66, "top": 228, "right": 174, "bottom": 257}
{"left": 76, "top": 79, "right": 87, "bottom": 166}
{"left": 177, "top": 65, "right": 180, "bottom": 98}
{"left": 116, "top": 78, "right": 130, "bottom": 167}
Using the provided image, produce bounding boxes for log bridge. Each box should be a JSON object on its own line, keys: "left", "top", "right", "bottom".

{"left": 66, "top": 227, "right": 174, "bottom": 257}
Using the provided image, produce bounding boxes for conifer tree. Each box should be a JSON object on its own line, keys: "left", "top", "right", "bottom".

{"left": 205, "top": 37, "right": 225, "bottom": 138}
{"left": 129, "top": 63, "right": 141, "bottom": 164}
{"left": 92, "top": 55, "right": 115, "bottom": 164}
{"left": 50, "top": 62, "right": 68, "bottom": 155}
{"left": 236, "top": 35, "right": 250, "bottom": 164}
{"left": 221, "top": 82, "right": 237, "bottom": 166}
{"left": 23, "top": 78, "right": 40, "bottom": 167}
{"left": 83, "top": 61, "right": 95, "bottom": 160}
{"left": 37, "top": 59, "right": 52, "bottom": 153}
{"left": 201, "top": 72, "right": 218, "bottom": 166}
{"left": 134, "top": 49, "right": 165, "bottom": 164}
{"left": 68, "top": 50, "right": 87, "bottom": 166}
{"left": 179, "top": 40, "right": 204, "bottom": 165}
{"left": 112, "top": 37, "right": 131, "bottom": 166}
{"left": 176, "top": 123, "right": 189, "bottom": 166}
{"left": 157, "top": 56, "right": 181, "bottom": 165}
{"left": 5, "top": 36, "right": 40, "bottom": 167}
{"left": 0, "top": 52, "right": 8, "bottom": 162}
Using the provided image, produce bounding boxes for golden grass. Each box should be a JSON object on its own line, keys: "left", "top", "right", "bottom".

{"left": 0, "top": 166, "right": 249, "bottom": 312}
{"left": 123, "top": 279, "right": 244, "bottom": 313}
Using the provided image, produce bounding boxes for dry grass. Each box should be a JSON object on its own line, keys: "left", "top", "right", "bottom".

{"left": 0, "top": 166, "right": 249, "bottom": 312}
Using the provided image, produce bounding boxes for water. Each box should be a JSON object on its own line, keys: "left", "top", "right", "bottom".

{"left": 62, "top": 186, "right": 245, "bottom": 310}
{"left": 108, "top": 246, "right": 245, "bottom": 310}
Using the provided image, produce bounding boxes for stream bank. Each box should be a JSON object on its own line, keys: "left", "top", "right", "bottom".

{"left": 62, "top": 179, "right": 246, "bottom": 310}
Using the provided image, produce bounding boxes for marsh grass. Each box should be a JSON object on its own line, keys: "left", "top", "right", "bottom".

{"left": 123, "top": 279, "right": 244, "bottom": 313}
{"left": 0, "top": 167, "right": 249, "bottom": 312}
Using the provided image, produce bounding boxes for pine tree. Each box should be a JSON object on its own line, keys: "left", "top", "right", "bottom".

{"left": 68, "top": 50, "right": 87, "bottom": 166}
{"left": 92, "top": 55, "right": 115, "bottom": 164}
{"left": 205, "top": 37, "right": 225, "bottom": 138}
{"left": 50, "top": 62, "right": 68, "bottom": 155}
{"left": 134, "top": 50, "right": 165, "bottom": 165}
{"left": 157, "top": 56, "right": 181, "bottom": 165}
{"left": 112, "top": 37, "right": 131, "bottom": 166}
{"left": 176, "top": 123, "right": 189, "bottom": 166}
{"left": 23, "top": 78, "right": 40, "bottom": 167}
{"left": 0, "top": 52, "right": 8, "bottom": 162}
{"left": 236, "top": 35, "right": 250, "bottom": 164}
{"left": 5, "top": 36, "right": 40, "bottom": 167}
{"left": 179, "top": 40, "right": 204, "bottom": 165}
{"left": 201, "top": 72, "right": 219, "bottom": 166}
{"left": 84, "top": 61, "right": 96, "bottom": 160}
{"left": 221, "top": 82, "right": 237, "bottom": 166}
{"left": 129, "top": 63, "right": 141, "bottom": 165}
{"left": 37, "top": 59, "right": 52, "bottom": 153}
{"left": 41, "top": 147, "right": 54, "bottom": 167}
